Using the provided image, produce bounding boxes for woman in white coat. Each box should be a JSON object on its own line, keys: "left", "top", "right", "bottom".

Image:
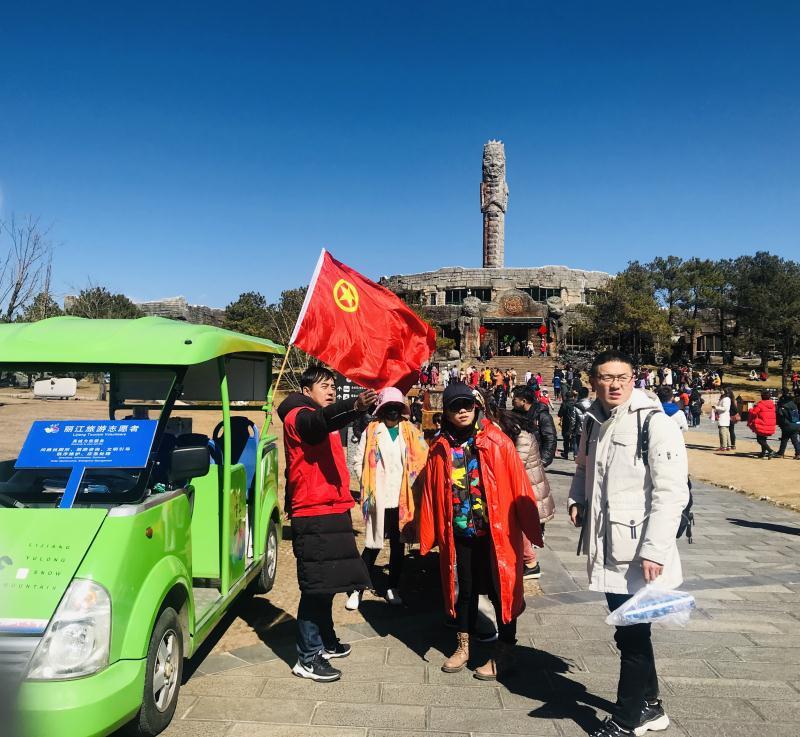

{"left": 347, "top": 387, "right": 428, "bottom": 609}
{"left": 712, "top": 391, "right": 732, "bottom": 451}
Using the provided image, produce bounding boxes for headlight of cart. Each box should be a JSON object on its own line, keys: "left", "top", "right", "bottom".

{"left": 27, "top": 579, "right": 111, "bottom": 680}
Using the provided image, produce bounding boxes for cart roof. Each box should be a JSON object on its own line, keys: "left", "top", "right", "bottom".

{"left": 0, "top": 316, "right": 285, "bottom": 366}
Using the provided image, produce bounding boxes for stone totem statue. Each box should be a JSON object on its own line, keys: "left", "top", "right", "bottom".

{"left": 480, "top": 140, "right": 509, "bottom": 268}
{"left": 546, "top": 295, "right": 567, "bottom": 355}
{"left": 457, "top": 295, "right": 483, "bottom": 358}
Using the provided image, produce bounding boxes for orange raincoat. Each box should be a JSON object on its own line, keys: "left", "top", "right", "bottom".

{"left": 419, "top": 419, "right": 543, "bottom": 624}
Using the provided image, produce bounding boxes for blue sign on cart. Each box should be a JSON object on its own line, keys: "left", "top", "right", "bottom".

{"left": 16, "top": 419, "right": 158, "bottom": 508}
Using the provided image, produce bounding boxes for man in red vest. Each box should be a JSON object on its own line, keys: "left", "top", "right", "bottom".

{"left": 278, "top": 365, "right": 377, "bottom": 682}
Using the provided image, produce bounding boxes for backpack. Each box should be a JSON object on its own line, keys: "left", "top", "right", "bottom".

{"left": 584, "top": 410, "right": 695, "bottom": 543}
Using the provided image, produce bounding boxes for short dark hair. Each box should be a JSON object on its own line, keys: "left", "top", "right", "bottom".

{"left": 578, "top": 386, "right": 590, "bottom": 399}
{"left": 590, "top": 350, "right": 635, "bottom": 377}
{"left": 432, "top": 412, "right": 442, "bottom": 425}
{"left": 300, "top": 364, "right": 336, "bottom": 390}
{"left": 656, "top": 386, "right": 674, "bottom": 403}
{"left": 761, "top": 390, "right": 771, "bottom": 400}
{"left": 512, "top": 385, "right": 536, "bottom": 404}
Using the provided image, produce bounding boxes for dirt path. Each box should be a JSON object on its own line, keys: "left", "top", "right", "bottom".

{"left": 686, "top": 432, "right": 799, "bottom": 511}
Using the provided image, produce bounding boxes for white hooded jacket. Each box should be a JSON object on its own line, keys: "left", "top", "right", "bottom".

{"left": 568, "top": 388, "right": 690, "bottom": 594}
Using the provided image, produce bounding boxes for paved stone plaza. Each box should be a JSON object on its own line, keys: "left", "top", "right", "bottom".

{"left": 156, "top": 457, "right": 800, "bottom": 737}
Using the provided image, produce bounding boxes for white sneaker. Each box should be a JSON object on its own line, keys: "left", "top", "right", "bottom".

{"left": 385, "top": 588, "right": 403, "bottom": 606}
{"left": 345, "top": 590, "right": 361, "bottom": 611}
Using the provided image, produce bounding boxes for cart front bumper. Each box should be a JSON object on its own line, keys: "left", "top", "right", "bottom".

{"left": 18, "top": 658, "right": 146, "bottom": 737}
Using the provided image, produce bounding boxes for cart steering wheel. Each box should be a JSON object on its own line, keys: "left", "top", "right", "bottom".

{"left": 0, "top": 493, "right": 26, "bottom": 509}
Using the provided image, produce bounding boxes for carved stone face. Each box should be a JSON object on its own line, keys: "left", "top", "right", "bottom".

{"left": 546, "top": 295, "right": 565, "bottom": 318}
{"left": 482, "top": 144, "right": 505, "bottom": 183}
{"left": 461, "top": 295, "right": 482, "bottom": 317}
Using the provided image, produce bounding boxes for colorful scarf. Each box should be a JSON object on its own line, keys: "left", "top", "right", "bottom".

{"left": 360, "top": 420, "right": 428, "bottom": 540}
{"left": 444, "top": 424, "right": 488, "bottom": 537}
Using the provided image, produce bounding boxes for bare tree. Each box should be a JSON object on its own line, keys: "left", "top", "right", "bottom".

{"left": 264, "top": 287, "right": 309, "bottom": 391}
{"left": 0, "top": 215, "right": 54, "bottom": 322}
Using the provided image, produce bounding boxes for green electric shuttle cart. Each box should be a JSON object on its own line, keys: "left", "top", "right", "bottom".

{"left": 0, "top": 316, "right": 285, "bottom": 737}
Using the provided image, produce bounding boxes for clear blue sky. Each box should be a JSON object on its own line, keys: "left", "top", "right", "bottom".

{"left": 1, "top": 1, "right": 797, "bottom": 307}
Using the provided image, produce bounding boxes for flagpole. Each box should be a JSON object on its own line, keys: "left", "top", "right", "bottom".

{"left": 263, "top": 248, "right": 325, "bottom": 438}
{"left": 273, "top": 346, "right": 292, "bottom": 393}
{"left": 289, "top": 247, "right": 326, "bottom": 345}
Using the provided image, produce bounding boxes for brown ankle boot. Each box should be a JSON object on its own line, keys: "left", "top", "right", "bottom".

{"left": 474, "top": 640, "right": 515, "bottom": 681}
{"left": 441, "top": 632, "right": 470, "bottom": 673}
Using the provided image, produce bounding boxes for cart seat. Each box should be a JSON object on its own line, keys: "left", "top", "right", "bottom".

{"left": 212, "top": 417, "right": 259, "bottom": 492}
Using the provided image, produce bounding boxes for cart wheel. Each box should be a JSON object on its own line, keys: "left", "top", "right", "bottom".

{"left": 127, "top": 606, "right": 183, "bottom": 736}
{"left": 249, "top": 519, "right": 279, "bottom": 595}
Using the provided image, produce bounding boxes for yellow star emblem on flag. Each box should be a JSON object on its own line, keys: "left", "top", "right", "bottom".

{"left": 333, "top": 279, "right": 359, "bottom": 313}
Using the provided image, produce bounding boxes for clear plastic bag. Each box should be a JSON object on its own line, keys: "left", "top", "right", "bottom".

{"left": 606, "top": 584, "right": 696, "bottom": 627}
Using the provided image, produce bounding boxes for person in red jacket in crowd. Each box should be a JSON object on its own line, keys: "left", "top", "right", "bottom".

{"left": 747, "top": 389, "right": 777, "bottom": 459}
{"left": 277, "top": 365, "right": 378, "bottom": 682}
{"left": 419, "top": 383, "right": 543, "bottom": 681}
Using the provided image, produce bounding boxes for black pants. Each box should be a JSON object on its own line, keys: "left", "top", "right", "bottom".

{"left": 778, "top": 430, "right": 800, "bottom": 456}
{"left": 729, "top": 422, "right": 736, "bottom": 448}
{"left": 454, "top": 535, "right": 516, "bottom": 644}
{"left": 361, "top": 507, "right": 405, "bottom": 590}
{"left": 606, "top": 593, "right": 658, "bottom": 728}
{"left": 756, "top": 433, "right": 773, "bottom": 456}
{"left": 296, "top": 592, "right": 337, "bottom": 665}
{"left": 562, "top": 432, "right": 573, "bottom": 457}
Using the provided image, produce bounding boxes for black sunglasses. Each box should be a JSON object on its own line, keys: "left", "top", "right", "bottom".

{"left": 447, "top": 398, "right": 476, "bottom": 412}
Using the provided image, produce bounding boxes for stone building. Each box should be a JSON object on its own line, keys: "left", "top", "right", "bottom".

{"left": 134, "top": 296, "right": 224, "bottom": 326}
{"left": 380, "top": 140, "right": 611, "bottom": 358}
{"left": 62, "top": 295, "right": 225, "bottom": 326}
{"left": 381, "top": 265, "right": 610, "bottom": 357}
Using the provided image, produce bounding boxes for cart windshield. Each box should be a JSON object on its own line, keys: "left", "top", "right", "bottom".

{"left": 0, "top": 367, "right": 175, "bottom": 507}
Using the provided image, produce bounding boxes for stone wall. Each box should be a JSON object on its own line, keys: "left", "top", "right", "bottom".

{"left": 134, "top": 296, "right": 225, "bottom": 326}
{"left": 62, "top": 294, "right": 225, "bottom": 326}
{"left": 380, "top": 265, "right": 611, "bottom": 307}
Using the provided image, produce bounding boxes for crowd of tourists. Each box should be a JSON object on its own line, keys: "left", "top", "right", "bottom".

{"left": 277, "top": 348, "right": 697, "bottom": 737}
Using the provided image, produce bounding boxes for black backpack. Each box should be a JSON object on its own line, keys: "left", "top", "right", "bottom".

{"left": 584, "top": 410, "right": 695, "bottom": 543}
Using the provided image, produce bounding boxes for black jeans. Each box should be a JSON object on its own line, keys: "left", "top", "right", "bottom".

{"left": 562, "top": 432, "right": 573, "bottom": 457}
{"left": 361, "top": 507, "right": 405, "bottom": 590}
{"left": 454, "top": 535, "right": 516, "bottom": 644}
{"left": 296, "top": 592, "right": 338, "bottom": 665}
{"left": 606, "top": 593, "right": 659, "bottom": 729}
{"left": 777, "top": 431, "right": 800, "bottom": 456}
{"left": 729, "top": 422, "right": 736, "bottom": 448}
{"left": 756, "top": 433, "right": 773, "bottom": 456}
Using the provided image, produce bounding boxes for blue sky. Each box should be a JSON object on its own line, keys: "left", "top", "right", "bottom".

{"left": 1, "top": 1, "right": 797, "bottom": 307}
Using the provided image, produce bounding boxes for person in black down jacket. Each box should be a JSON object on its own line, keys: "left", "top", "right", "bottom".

{"left": 510, "top": 385, "right": 556, "bottom": 466}
{"left": 775, "top": 390, "right": 800, "bottom": 459}
{"left": 277, "top": 365, "right": 377, "bottom": 683}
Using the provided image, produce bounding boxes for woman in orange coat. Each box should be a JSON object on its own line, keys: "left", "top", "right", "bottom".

{"left": 419, "top": 383, "right": 543, "bottom": 680}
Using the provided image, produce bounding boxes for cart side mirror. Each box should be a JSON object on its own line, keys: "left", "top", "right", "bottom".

{"left": 168, "top": 446, "right": 210, "bottom": 484}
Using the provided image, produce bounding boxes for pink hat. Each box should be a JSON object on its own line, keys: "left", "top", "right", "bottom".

{"left": 374, "top": 387, "right": 411, "bottom": 418}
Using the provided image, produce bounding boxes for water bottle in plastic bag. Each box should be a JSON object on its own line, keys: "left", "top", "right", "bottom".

{"left": 606, "top": 583, "right": 696, "bottom": 627}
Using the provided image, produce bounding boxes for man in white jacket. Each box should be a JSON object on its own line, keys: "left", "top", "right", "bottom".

{"left": 568, "top": 350, "right": 689, "bottom": 737}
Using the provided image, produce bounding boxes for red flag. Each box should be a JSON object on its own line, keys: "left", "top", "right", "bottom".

{"left": 290, "top": 250, "right": 436, "bottom": 392}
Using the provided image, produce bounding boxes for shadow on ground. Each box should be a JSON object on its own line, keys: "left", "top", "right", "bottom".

{"left": 357, "top": 550, "right": 614, "bottom": 734}
{"left": 728, "top": 517, "right": 800, "bottom": 535}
